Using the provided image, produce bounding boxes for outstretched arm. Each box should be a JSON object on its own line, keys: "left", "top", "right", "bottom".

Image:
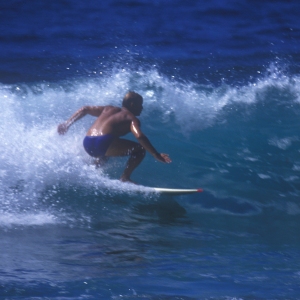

{"left": 130, "top": 119, "right": 171, "bottom": 163}
{"left": 57, "top": 106, "right": 104, "bottom": 135}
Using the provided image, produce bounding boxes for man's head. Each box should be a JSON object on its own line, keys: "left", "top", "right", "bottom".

{"left": 122, "top": 91, "right": 143, "bottom": 116}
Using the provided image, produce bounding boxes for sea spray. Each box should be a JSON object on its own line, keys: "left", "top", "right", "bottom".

{"left": 1, "top": 65, "right": 300, "bottom": 228}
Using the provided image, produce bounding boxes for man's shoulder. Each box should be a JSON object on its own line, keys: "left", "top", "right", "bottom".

{"left": 103, "top": 105, "right": 122, "bottom": 113}
{"left": 104, "top": 105, "right": 119, "bottom": 109}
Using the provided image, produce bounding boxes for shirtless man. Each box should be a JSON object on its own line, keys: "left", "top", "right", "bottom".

{"left": 57, "top": 91, "right": 171, "bottom": 183}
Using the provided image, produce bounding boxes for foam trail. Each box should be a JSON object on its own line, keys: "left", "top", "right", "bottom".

{"left": 0, "top": 212, "right": 57, "bottom": 227}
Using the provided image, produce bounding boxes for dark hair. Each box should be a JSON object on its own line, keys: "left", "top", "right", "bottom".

{"left": 122, "top": 91, "right": 143, "bottom": 109}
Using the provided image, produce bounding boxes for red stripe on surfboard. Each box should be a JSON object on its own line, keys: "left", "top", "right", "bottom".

{"left": 197, "top": 189, "right": 203, "bottom": 192}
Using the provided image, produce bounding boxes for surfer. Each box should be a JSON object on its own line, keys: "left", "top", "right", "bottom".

{"left": 57, "top": 91, "right": 171, "bottom": 183}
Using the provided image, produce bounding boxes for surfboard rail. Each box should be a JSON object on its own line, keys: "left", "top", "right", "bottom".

{"left": 150, "top": 187, "right": 203, "bottom": 195}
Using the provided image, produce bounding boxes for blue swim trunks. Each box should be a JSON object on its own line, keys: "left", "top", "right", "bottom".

{"left": 83, "top": 135, "right": 114, "bottom": 157}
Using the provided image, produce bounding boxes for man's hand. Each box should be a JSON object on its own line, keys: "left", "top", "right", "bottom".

{"left": 57, "top": 123, "right": 68, "bottom": 135}
{"left": 155, "top": 153, "right": 172, "bottom": 163}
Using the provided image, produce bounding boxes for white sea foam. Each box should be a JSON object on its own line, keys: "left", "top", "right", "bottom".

{"left": 0, "top": 212, "right": 57, "bottom": 226}
{"left": 1, "top": 65, "right": 299, "bottom": 224}
{"left": 268, "top": 136, "right": 298, "bottom": 150}
{"left": 258, "top": 174, "right": 271, "bottom": 180}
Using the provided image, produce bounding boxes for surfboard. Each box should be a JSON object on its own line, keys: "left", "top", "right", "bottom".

{"left": 149, "top": 187, "right": 203, "bottom": 195}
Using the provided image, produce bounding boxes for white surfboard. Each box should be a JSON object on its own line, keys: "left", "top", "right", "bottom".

{"left": 149, "top": 187, "right": 203, "bottom": 195}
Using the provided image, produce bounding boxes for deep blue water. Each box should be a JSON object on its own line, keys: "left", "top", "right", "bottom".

{"left": 1, "top": 1, "right": 300, "bottom": 299}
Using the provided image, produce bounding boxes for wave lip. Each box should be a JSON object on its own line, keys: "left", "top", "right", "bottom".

{"left": 0, "top": 212, "right": 58, "bottom": 227}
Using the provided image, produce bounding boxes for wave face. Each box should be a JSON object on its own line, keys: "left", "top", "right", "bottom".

{"left": 1, "top": 65, "right": 300, "bottom": 225}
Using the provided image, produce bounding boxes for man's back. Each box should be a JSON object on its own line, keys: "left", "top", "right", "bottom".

{"left": 86, "top": 105, "right": 137, "bottom": 137}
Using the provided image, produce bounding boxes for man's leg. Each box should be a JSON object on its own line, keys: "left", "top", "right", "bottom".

{"left": 105, "top": 138, "right": 146, "bottom": 182}
{"left": 94, "top": 156, "right": 109, "bottom": 168}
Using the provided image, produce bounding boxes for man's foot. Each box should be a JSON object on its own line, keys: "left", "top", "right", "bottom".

{"left": 120, "top": 177, "right": 137, "bottom": 184}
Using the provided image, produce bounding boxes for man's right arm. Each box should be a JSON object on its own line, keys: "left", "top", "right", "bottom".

{"left": 57, "top": 106, "right": 104, "bottom": 135}
{"left": 130, "top": 119, "right": 171, "bottom": 163}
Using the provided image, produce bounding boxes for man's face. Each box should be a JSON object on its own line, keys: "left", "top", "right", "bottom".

{"left": 132, "top": 99, "right": 143, "bottom": 116}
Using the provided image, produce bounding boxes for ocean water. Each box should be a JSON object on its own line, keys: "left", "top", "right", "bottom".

{"left": 1, "top": 0, "right": 300, "bottom": 299}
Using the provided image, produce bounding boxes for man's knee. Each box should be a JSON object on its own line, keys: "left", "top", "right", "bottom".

{"left": 140, "top": 146, "right": 146, "bottom": 157}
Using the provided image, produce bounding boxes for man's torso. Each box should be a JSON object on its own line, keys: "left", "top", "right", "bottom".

{"left": 86, "top": 106, "right": 139, "bottom": 137}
